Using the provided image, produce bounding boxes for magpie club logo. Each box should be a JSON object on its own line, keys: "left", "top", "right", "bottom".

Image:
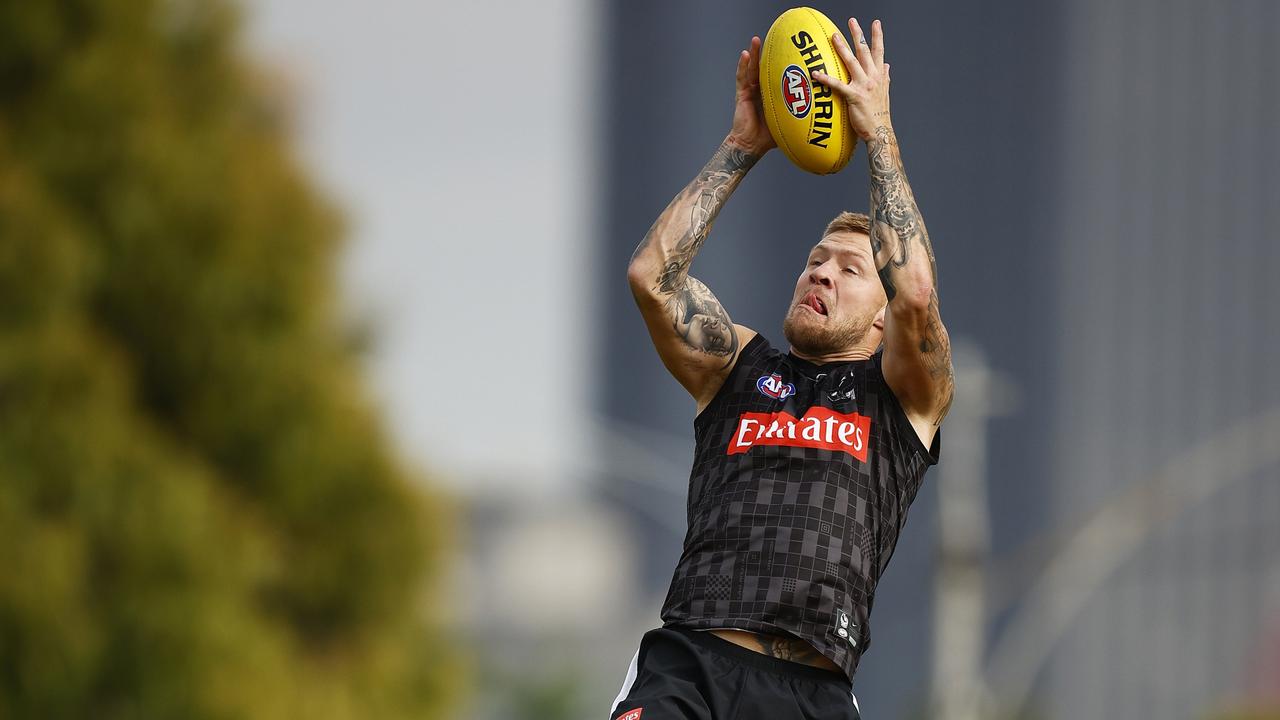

{"left": 756, "top": 373, "right": 796, "bottom": 400}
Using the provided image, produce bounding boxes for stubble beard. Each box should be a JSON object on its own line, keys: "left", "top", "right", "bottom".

{"left": 783, "top": 305, "right": 876, "bottom": 357}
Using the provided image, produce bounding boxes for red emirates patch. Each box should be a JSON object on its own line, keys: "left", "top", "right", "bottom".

{"left": 727, "top": 407, "right": 871, "bottom": 462}
{"left": 617, "top": 709, "right": 643, "bottom": 720}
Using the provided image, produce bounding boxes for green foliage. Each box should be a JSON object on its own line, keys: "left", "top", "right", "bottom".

{"left": 1209, "top": 710, "right": 1280, "bottom": 720}
{"left": 0, "top": 0, "right": 463, "bottom": 717}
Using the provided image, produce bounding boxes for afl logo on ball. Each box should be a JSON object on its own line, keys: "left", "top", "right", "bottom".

{"left": 781, "top": 64, "right": 812, "bottom": 118}
{"left": 757, "top": 373, "right": 796, "bottom": 400}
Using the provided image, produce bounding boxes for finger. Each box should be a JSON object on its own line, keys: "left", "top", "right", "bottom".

{"left": 830, "top": 29, "right": 866, "bottom": 84}
{"left": 735, "top": 48, "right": 749, "bottom": 91}
{"left": 849, "top": 18, "right": 877, "bottom": 79}
{"left": 811, "top": 70, "right": 855, "bottom": 101}
{"left": 747, "top": 36, "right": 762, "bottom": 85}
{"left": 871, "top": 19, "right": 885, "bottom": 69}
{"left": 884, "top": 62, "right": 891, "bottom": 84}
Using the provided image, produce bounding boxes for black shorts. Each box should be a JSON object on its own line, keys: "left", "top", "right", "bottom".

{"left": 609, "top": 626, "right": 861, "bottom": 720}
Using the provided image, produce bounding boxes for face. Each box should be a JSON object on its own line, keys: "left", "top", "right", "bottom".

{"left": 782, "top": 231, "right": 888, "bottom": 356}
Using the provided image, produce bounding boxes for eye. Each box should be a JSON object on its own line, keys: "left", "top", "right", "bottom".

{"left": 844, "top": 267, "right": 858, "bottom": 275}
{"left": 808, "top": 260, "right": 821, "bottom": 267}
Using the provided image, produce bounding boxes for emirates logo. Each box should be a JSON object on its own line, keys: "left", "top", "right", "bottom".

{"left": 728, "top": 407, "right": 871, "bottom": 461}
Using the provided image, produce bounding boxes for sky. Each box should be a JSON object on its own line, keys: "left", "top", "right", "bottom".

{"left": 243, "top": 0, "right": 597, "bottom": 494}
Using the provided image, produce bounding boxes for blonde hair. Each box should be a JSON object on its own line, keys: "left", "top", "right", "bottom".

{"left": 823, "top": 211, "right": 871, "bottom": 238}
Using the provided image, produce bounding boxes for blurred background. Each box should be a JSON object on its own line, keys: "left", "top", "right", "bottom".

{"left": 1, "top": 0, "right": 1277, "bottom": 719}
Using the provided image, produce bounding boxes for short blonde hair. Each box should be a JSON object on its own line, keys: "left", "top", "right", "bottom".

{"left": 823, "top": 211, "right": 871, "bottom": 238}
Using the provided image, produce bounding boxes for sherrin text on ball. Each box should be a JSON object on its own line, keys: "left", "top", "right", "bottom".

{"left": 759, "top": 7, "right": 855, "bottom": 174}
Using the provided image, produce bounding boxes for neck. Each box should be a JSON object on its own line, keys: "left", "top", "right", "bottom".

{"left": 788, "top": 345, "right": 876, "bottom": 365}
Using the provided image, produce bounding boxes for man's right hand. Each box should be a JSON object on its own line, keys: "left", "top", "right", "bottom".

{"left": 812, "top": 18, "right": 891, "bottom": 143}
{"left": 726, "top": 36, "right": 777, "bottom": 157}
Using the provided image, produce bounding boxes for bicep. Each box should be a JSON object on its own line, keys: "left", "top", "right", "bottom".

{"left": 631, "top": 275, "right": 755, "bottom": 404}
{"left": 881, "top": 289, "right": 954, "bottom": 439}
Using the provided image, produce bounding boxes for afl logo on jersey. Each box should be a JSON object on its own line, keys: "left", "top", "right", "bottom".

{"left": 781, "top": 64, "right": 812, "bottom": 118}
{"left": 756, "top": 373, "right": 795, "bottom": 400}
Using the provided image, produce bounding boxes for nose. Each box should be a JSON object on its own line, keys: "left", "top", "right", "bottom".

{"left": 808, "top": 261, "right": 834, "bottom": 288}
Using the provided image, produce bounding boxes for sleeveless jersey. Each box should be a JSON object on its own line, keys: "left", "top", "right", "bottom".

{"left": 659, "top": 333, "right": 940, "bottom": 682}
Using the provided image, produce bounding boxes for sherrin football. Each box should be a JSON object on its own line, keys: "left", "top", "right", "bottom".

{"left": 759, "top": 7, "right": 854, "bottom": 174}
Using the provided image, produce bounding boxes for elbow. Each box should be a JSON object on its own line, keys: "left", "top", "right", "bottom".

{"left": 627, "top": 257, "right": 659, "bottom": 300}
{"left": 626, "top": 259, "right": 649, "bottom": 293}
{"left": 892, "top": 273, "right": 936, "bottom": 314}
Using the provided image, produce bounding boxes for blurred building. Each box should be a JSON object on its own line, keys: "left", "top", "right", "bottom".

{"left": 1035, "top": 0, "right": 1280, "bottom": 717}
{"left": 599, "top": 1, "right": 1279, "bottom": 719}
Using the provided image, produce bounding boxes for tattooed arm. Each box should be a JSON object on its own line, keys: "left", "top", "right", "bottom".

{"left": 815, "top": 17, "right": 953, "bottom": 444}
{"left": 627, "top": 141, "right": 760, "bottom": 409}
{"left": 867, "top": 124, "right": 953, "bottom": 442}
{"left": 627, "top": 37, "right": 774, "bottom": 411}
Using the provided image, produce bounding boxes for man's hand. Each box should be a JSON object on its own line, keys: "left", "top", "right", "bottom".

{"left": 814, "top": 16, "right": 952, "bottom": 441}
{"left": 811, "top": 18, "right": 891, "bottom": 143}
{"left": 726, "top": 36, "right": 777, "bottom": 157}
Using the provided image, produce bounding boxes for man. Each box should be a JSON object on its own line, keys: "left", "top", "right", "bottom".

{"left": 612, "top": 16, "right": 953, "bottom": 720}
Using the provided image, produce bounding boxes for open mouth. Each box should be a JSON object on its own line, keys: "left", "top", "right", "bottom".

{"left": 802, "top": 292, "right": 828, "bottom": 316}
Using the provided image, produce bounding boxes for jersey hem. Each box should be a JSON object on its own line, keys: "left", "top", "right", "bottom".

{"left": 663, "top": 617, "right": 858, "bottom": 684}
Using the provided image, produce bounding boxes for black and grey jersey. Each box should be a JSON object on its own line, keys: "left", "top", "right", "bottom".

{"left": 659, "top": 333, "right": 940, "bottom": 683}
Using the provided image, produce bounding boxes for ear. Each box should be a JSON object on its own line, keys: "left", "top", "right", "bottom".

{"left": 872, "top": 304, "right": 887, "bottom": 330}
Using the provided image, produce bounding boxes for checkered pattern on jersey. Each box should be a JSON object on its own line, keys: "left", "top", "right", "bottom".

{"left": 660, "top": 334, "right": 939, "bottom": 683}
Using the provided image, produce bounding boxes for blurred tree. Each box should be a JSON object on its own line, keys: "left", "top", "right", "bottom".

{"left": 0, "top": 0, "right": 463, "bottom": 718}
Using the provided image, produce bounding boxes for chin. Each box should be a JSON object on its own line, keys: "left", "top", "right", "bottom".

{"left": 783, "top": 311, "right": 831, "bottom": 355}
{"left": 784, "top": 308, "right": 869, "bottom": 356}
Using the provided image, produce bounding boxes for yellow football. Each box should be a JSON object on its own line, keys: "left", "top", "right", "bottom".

{"left": 759, "top": 7, "right": 855, "bottom": 174}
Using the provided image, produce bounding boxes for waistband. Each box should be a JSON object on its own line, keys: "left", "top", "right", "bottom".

{"left": 671, "top": 626, "right": 850, "bottom": 686}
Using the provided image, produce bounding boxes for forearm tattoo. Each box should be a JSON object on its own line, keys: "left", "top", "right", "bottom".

{"left": 867, "top": 125, "right": 937, "bottom": 300}
{"left": 631, "top": 143, "right": 758, "bottom": 361}
{"left": 868, "top": 126, "right": 952, "bottom": 425}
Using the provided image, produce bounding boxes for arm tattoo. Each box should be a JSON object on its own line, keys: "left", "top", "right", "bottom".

{"left": 665, "top": 276, "right": 739, "bottom": 366}
{"left": 630, "top": 142, "right": 757, "bottom": 362}
{"left": 920, "top": 290, "right": 955, "bottom": 426}
{"left": 868, "top": 126, "right": 953, "bottom": 423}
{"left": 867, "top": 125, "right": 938, "bottom": 300}
{"left": 631, "top": 142, "right": 758, "bottom": 291}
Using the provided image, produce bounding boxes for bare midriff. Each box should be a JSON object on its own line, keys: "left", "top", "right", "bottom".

{"left": 708, "top": 628, "right": 842, "bottom": 672}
